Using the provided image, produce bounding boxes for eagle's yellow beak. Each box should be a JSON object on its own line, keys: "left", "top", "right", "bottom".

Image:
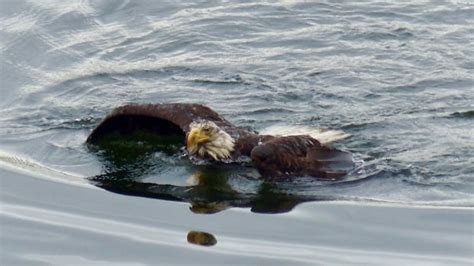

{"left": 186, "top": 128, "right": 210, "bottom": 152}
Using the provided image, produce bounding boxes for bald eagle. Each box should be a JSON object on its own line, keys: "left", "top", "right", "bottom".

{"left": 87, "top": 103, "right": 353, "bottom": 179}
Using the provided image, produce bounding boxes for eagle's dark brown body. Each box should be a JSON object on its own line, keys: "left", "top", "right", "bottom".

{"left": 87, "top": 103, "right": 353, "bottom": 179}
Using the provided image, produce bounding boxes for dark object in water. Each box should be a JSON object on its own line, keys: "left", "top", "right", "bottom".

{"left": 187, "top": 231, "right": 217, "bottom": 246}
{"left": 87, "top": 103, "right": 353, "bottom": 179}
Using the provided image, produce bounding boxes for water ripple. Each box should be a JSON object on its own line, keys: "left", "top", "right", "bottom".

{"left": 1, "top": 0, "right": 473, "bottom": 208}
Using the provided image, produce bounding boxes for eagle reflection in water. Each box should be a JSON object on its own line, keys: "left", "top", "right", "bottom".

{"left": 87, "top": 126, "right": 336, "bottom": 215}
{"left": 89, "top": 165, "right": 322, "bottom": 215}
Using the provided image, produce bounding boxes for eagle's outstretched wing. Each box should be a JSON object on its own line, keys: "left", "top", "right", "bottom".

{"left": 86, "top": 103, "right": 238, "bottom": 144}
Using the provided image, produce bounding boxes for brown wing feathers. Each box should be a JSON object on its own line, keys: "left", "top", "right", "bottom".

{"left": 251, "top": 135, "right": 352, "bottom": 179}
{"left": 86, "top": 103, "right": 232, "bottom": 143}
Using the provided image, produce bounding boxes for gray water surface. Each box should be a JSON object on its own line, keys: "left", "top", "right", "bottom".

{"left": 1, "top": 167, "right": 473, "bottom": 265}
{"left": 1, "top": 0, "right": 473, "bottom": 265}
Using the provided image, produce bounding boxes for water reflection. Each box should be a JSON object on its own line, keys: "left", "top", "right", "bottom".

{"left": 87, "top": 130, "right": 331, "bottom": 215}
{"left": 187, "top": 231, "right": 217, "bottom": 247}
{"left": 89, "top": 168, "right": 320, "bottom": 214}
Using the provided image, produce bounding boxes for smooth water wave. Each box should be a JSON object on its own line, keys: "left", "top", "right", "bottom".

{"left": 2, "top": 166, "right": 472, "bottom": 265}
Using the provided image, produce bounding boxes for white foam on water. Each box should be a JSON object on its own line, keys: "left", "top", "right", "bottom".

{"left": 0, "top": 150, "right": 95, "bottom": 189}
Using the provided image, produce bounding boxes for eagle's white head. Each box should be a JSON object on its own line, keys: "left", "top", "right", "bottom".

{"left": 186, "top": 121, "right": 235, "bottom": 161}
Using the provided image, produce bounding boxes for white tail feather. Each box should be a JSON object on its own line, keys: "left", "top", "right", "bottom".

{"left": 259, "top": 125, "right": 351, "bottom": 144}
